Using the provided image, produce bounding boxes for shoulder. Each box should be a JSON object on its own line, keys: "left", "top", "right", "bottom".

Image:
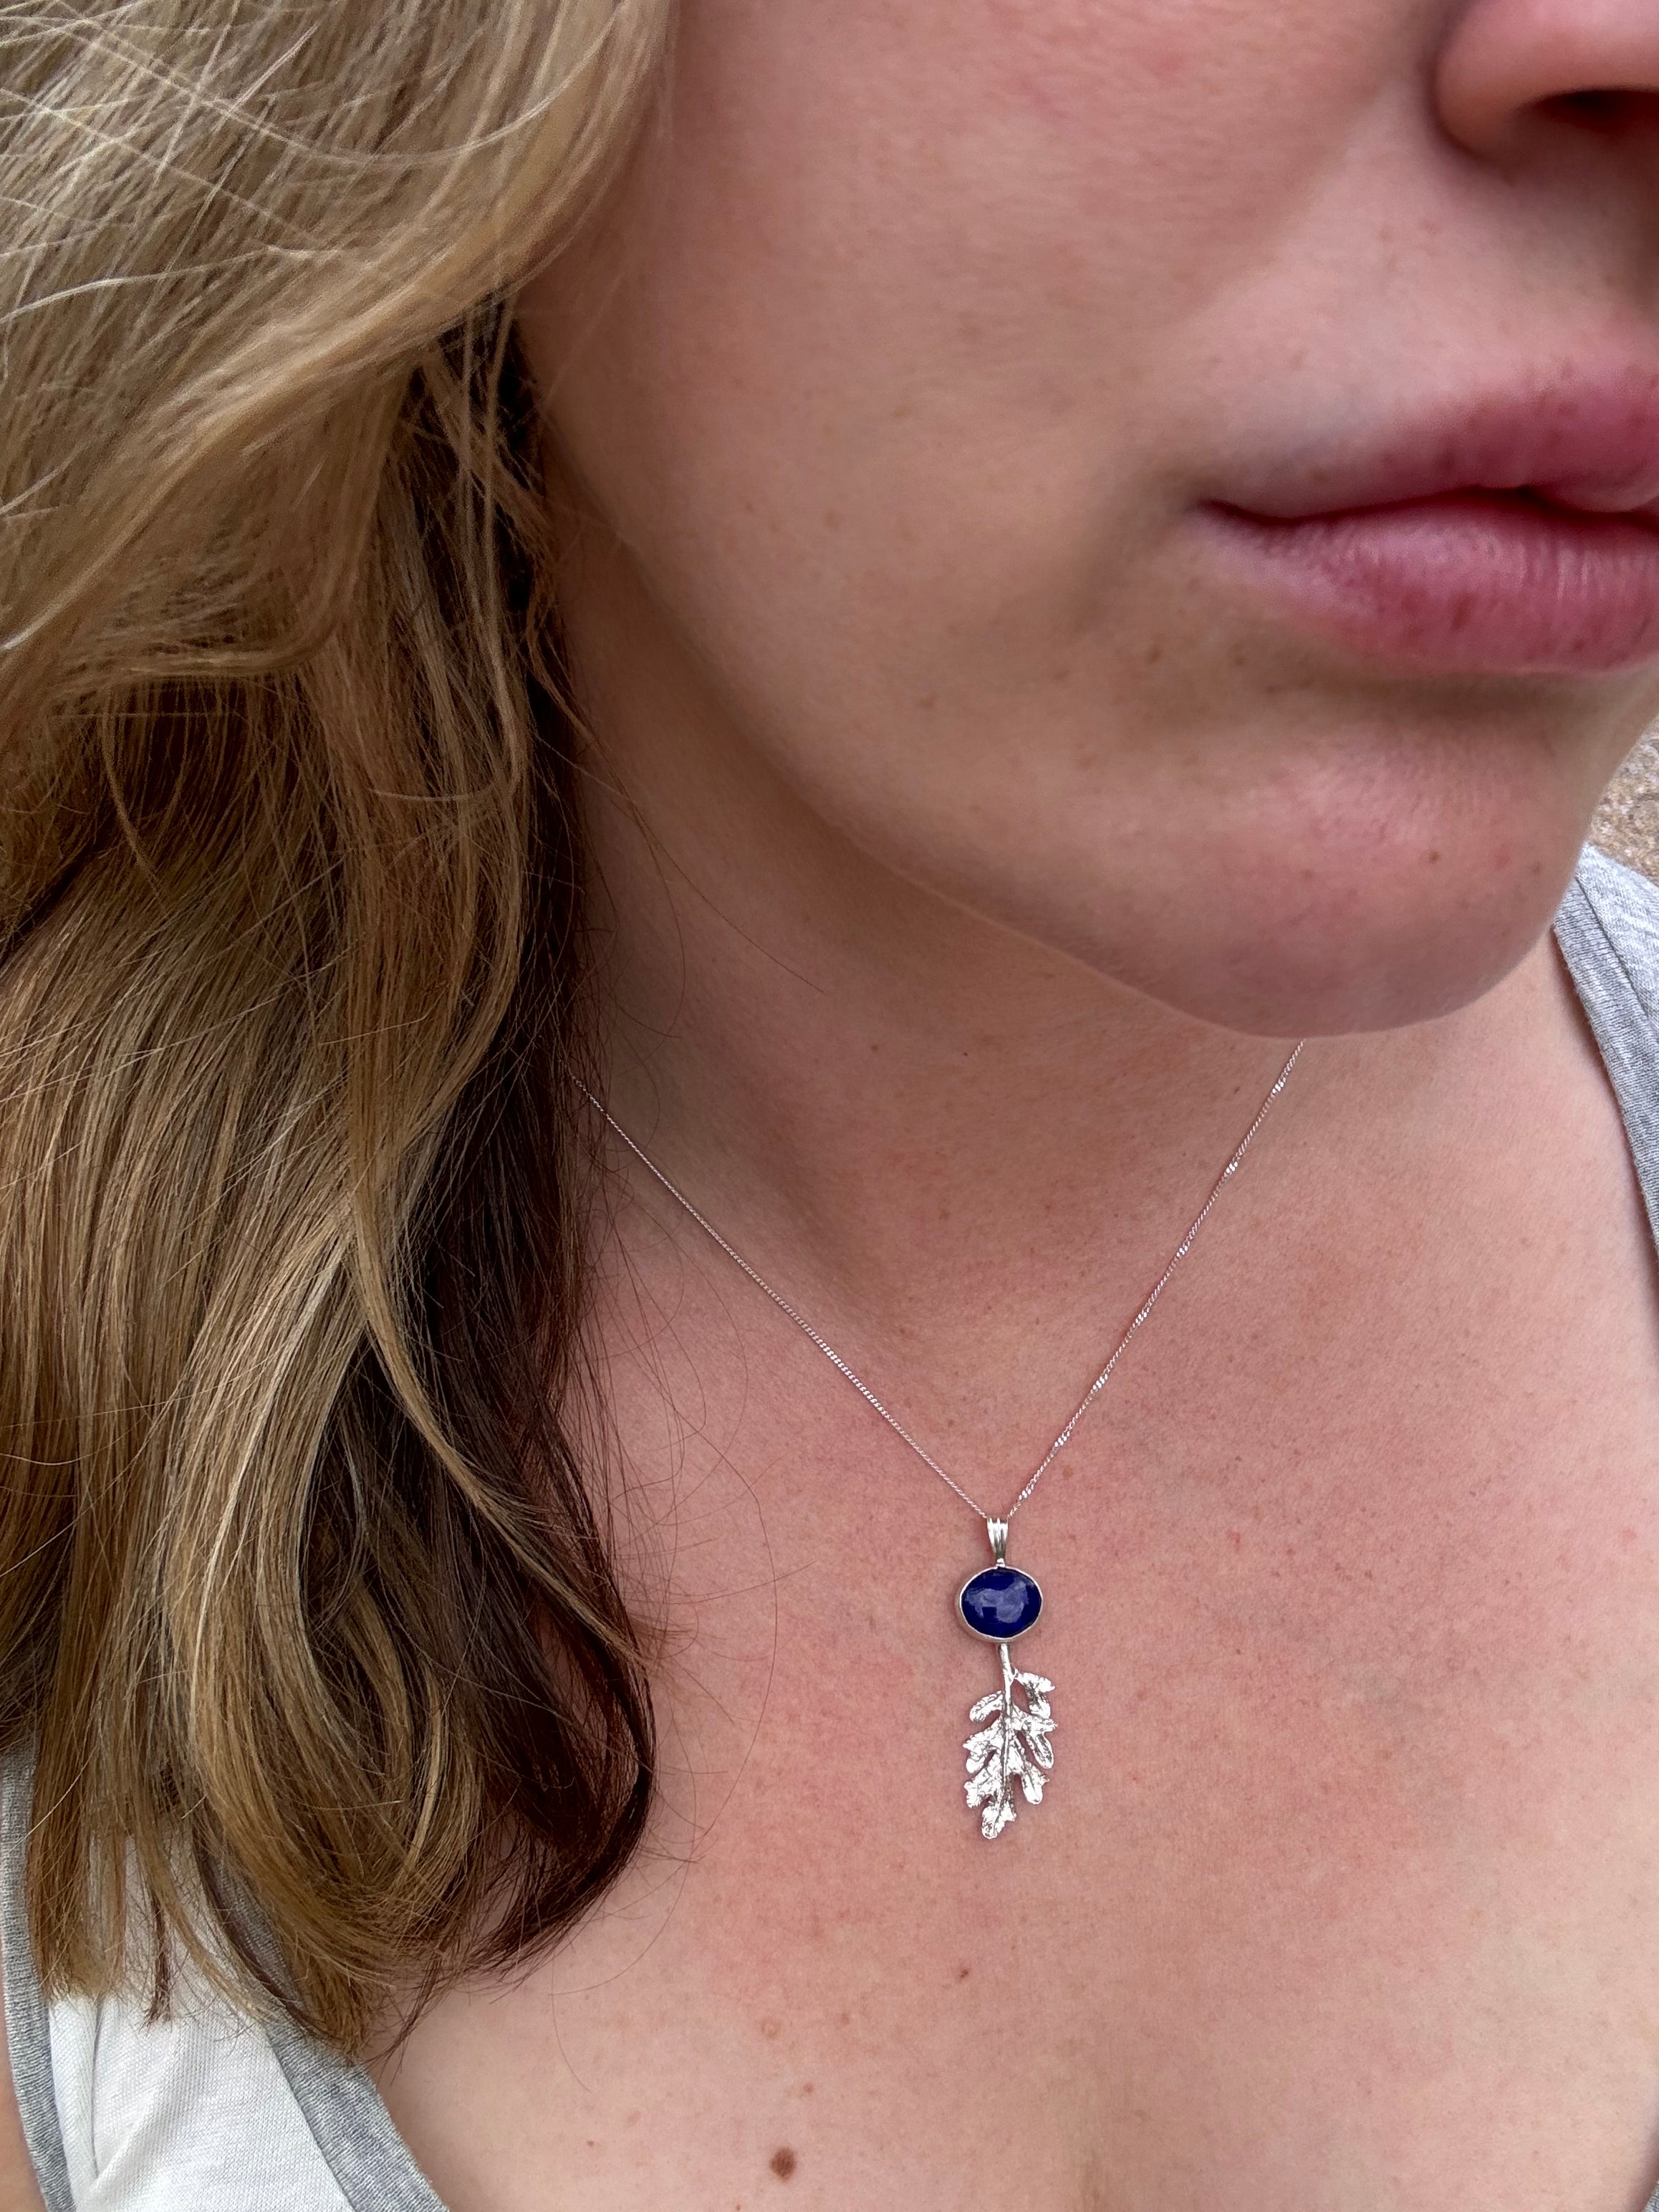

{"left": 0, "top": 1748, "right": 436, "bottom": 2211}
{"left": 0, "top": 1986, "right": 49, "bottom": 2212}
{"left": 1557, "top": 845, "right": 1659, "bottom": 1236}
{"left": 1557, "top": 845, "right": 1659, "bottom": 1065}
{"left": 3, "top": 1746, "right": 332, "bottom": 2211}
{"left": 1559, "top": 844, "right": 1659, "bottom": 1017}
{"left": 1, "top": 1751, "right": 52, "bottom": 2203}
{"left": 1, "top": 1752, "right": 54, "bottom": 2212}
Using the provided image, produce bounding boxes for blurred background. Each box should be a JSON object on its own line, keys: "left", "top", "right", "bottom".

{"left": 1595, "top": 728, "right": 1659, "bottom": 877}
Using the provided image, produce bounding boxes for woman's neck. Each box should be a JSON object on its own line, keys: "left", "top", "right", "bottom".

{"left": 562, "top": 542, "right": 1498, "bottom": 1436}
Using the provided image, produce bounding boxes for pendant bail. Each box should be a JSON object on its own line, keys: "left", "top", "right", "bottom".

{"left": 986, "top": 1517, "right": 1009, "bottom": 1564}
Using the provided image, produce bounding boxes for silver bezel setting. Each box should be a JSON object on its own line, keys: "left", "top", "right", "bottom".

{"left": 956, "top": 1563, "right": 1044, "bottom": 1643}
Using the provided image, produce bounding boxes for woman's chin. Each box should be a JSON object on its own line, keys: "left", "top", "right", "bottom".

{"left": 937, "top": 794, "right": 1595, "bottom": 1039}
{"left": 1105, "top": 832, "right": 1585, "bottom": 1038}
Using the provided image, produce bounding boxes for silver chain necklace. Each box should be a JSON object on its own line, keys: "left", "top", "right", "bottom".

{"left": 587, "top": 1041, "right": 1304, "bottom": 1840}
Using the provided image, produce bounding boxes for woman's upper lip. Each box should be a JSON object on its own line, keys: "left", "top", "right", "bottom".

{"left": 1216, "top": 370, "right": 1659, "bottom": 526}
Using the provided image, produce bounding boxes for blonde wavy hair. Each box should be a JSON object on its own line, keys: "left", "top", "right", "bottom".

{"left": 0, "top": 0, "right": 671, "bottom": 2052}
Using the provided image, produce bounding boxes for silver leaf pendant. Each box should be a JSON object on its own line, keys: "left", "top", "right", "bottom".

{"left": 956, "top": 1519, "right": 1054, "bottom": 1840}
{"left": 964, "top": 1641, "right": 1056, "bottom": 1840}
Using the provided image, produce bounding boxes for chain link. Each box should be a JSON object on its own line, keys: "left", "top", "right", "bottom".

{"left": 587, "top": 1042, "right": 1304, "bottom": 1526}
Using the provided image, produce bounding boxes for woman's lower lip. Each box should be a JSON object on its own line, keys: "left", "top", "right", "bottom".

{"left": 1201, "top": 492, "right": 1659, "bottom": 675}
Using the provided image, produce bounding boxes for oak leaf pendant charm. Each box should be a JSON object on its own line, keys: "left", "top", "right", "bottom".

{"left": 957, "top": 1519, "right": 1054, "bottom": 1840}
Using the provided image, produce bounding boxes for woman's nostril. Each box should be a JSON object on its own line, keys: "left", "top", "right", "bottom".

{"left": 1550, "top": 88, "right": 1623, "bottom": 121}
{"left": 1437, "top": 3, "right": 1659, "bottom": 161}
{"left": 1543, "top": 85, "right": 1659, "bottom": 131}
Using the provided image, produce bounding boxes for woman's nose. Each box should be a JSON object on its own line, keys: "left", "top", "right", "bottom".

{"left": 1438, "top": 0, "right": 1659, "bottom": 160}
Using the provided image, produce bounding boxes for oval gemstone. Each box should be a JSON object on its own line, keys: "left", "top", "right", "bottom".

{"left": 958, "top": 1564, "right": 1043, "bottom": 1641}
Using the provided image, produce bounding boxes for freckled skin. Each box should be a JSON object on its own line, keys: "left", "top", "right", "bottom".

{"left": 362, "top": 6, "right": 1659, "bottom": 2212}
{"left": 524, "top": 0, "right": 1659, "bottom": 1039}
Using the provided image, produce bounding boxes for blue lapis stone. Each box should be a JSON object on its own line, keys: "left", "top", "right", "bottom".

{"left": 958, "top": 1564, "right": 1043, "bottom": 1641}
